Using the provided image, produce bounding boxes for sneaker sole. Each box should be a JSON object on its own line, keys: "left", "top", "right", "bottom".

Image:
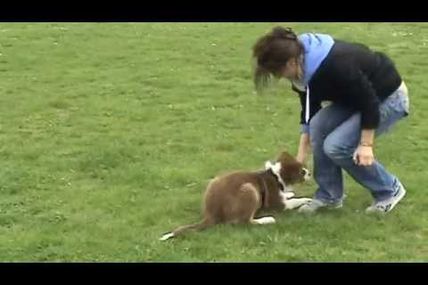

{"left": 297, "top": 202, "right": 343, "bottom": 214}
{"left": 386, "top": 187, "right": 406, "bottom": 212}
{"left": 366, "top": 187, "right": 406, "bottom": 214}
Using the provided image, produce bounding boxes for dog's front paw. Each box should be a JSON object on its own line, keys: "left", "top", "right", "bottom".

{"left": 283, "top": 192, "right": 295, "bottom": 199}
{"left": 300, "top": 198, "right": 312, "bottom": 205}
{"left": 284, "top": 197, "right": 313, "bottom": 210}
{"left": 253, "top": 216, "right": 276, "bottom": 225}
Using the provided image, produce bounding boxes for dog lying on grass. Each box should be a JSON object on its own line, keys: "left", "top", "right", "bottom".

{"left": 160, "top": 151, "right": 312, "bottom": 240}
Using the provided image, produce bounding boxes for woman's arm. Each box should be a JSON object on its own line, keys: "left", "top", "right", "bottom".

{"left": 296, "top": 132, "right": 311, "bottom": 164}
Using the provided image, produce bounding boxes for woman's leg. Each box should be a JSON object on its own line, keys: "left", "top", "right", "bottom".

{"left": 301, "top": 83, "right": 410, "bottom": 213}
{"left": 307, "top": 104, "right": 354, "bottom": 204}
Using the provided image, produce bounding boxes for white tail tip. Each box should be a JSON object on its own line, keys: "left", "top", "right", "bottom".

{"left": 159, "top": 232, "right": 175, "bottom": 241}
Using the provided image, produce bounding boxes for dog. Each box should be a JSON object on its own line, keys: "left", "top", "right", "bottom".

{"left": 160, "top": 151, "right": 312, "bottom": 241}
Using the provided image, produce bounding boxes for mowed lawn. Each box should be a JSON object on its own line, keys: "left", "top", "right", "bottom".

{"left": 0, "top": 23, "right": 427, "bottom": 261}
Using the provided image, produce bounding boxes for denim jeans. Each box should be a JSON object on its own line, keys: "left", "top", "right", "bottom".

{"left": 309, "top": 82, "right": 410, "bottom": 204}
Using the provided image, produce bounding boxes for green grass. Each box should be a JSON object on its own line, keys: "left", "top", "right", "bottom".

{"left": 0, "top": 23, "right": 427, "bottom": 261}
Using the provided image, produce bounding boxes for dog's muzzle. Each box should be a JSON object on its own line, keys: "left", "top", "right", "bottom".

{"left": 302, "top": 167, "right": 311, "bottom": 181}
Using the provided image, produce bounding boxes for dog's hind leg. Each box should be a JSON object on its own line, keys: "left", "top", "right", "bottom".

{"left": 234, "top": 183, "right": 276, "bottom": 225}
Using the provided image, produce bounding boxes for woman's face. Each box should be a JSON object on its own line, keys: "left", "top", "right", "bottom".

{"left": 280, "top": 58, "right": 300, "bottom": 80}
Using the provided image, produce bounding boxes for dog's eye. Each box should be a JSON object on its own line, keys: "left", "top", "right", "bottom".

{"left": 300, "top": 169, "right": 306, "bottom": 176}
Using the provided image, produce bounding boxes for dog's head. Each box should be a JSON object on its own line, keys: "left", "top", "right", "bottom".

{"left": 275, "top": 151, "right": 311, "bottom": 185}
{"left": 264, "top": 150, "right": 310, "bottom": 188}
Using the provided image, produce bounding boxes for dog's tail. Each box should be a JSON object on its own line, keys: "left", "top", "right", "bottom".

{"left": 159, "top": 219, "right": 214, "bottom": 241}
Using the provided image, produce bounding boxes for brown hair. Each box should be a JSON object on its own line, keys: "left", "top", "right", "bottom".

{"left": 252, "top": 26, "right": 304, "bottom": 91}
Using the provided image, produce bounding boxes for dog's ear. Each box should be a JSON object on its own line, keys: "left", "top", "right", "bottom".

{"left": 271, "top": 162, "right": 281, "bottom": 173}
{"left": 265, "top": 161, "right": 282, "bottom": 174}
{"left": 264, "top": 160, "right": 273, "bottom": 170}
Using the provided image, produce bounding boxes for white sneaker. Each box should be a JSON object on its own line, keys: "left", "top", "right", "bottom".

{"left": 298, "top": 198, "right": 343, "bottom": 214}
{"left": 365, "top": 181, "right": 406, "bottom": 214}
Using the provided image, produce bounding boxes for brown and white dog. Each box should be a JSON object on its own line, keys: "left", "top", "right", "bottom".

{"left": 160, "top": 151, "right": 312, "bottom": 241}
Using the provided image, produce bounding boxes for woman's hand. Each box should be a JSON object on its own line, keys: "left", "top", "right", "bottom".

{"left": 355, "top": 129, "right": 376, "bottom": 166}
{"left": 353, "top": 145, "right": 375, "bottom": 166}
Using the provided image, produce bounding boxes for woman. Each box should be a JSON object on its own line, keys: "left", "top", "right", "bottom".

{"left": 252, "top": 26, "right": 410, "bottom": 214}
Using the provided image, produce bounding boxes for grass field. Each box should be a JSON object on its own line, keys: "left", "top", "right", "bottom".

{"left": 0, "top": 23, "right": 427, "bottom": 262}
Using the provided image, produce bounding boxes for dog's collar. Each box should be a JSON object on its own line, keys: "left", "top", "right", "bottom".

{"left": 260, "top": 178, "right": 268, "bottom": 208}
{"left": 264, "top": 161, "right": 287, "bottom": 192}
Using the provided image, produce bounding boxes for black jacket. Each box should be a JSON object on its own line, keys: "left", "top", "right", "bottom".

{"left": 293, "top": 39, "right": 402, "bottom": 130}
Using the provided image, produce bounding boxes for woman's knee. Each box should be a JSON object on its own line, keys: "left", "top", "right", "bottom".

{"left": 323, "top": 135, "right": 353, "bottom": 161}
{"left": 308, "top": 105, "right": 346, "bottom": 145}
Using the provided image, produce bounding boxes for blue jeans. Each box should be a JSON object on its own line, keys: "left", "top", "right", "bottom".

{"left": 309, "top": 82, "right": 410, "bottom": 204}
